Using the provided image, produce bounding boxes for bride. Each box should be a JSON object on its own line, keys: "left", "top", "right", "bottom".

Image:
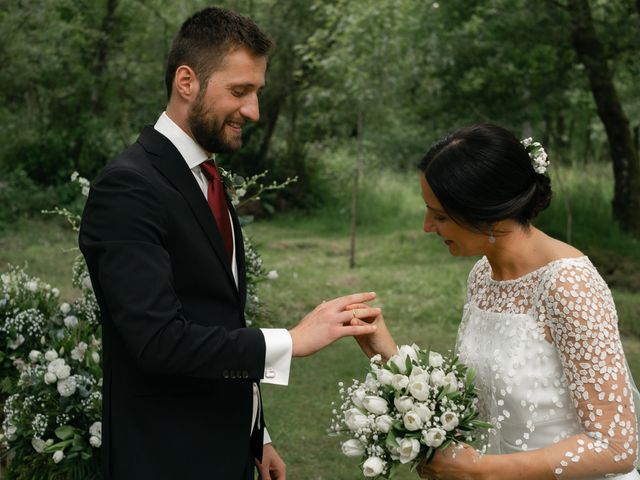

{"left": 349, "top": 123, "right": 639, "bottom": 479}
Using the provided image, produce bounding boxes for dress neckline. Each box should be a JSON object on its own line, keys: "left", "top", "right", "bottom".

{"left": 484, "top": 255, "right": 589, "bottom": 284}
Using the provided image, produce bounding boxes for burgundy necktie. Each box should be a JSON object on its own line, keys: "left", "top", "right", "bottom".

{"left": 200, "top": 160, "right": 233, "bottom": 264}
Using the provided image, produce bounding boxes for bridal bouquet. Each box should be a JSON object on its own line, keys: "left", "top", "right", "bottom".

{"left": 331, "top": 344, "right": 491, "bottom": 478}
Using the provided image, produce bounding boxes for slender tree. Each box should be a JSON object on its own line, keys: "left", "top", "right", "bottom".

{"left": 567, "top": 0, "right": 640, "bottom": 234}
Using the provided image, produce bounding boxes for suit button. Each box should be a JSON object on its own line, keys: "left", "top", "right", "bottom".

{"left": 223, "top": 370, "right": 230, "bottom": 379}
{"left": 242, "top": 370, "right": 249, "bottom": 379}
{"left": 230, "top": 371, "right": 236, "bottom": 379}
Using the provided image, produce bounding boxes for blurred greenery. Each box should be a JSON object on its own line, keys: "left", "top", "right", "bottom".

{"left": 1, "top": 0, "right": 639, "bottom": 229}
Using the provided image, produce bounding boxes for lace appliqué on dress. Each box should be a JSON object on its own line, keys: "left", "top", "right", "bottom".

{"left": 456, "top": 256, "right": 638, "bottom": 479}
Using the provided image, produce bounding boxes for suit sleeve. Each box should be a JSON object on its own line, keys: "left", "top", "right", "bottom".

{"left": 79, "top": 166, "right": 266, "bottom": 380}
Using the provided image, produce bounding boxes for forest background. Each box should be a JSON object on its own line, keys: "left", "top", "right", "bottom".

{"left": 1, "top": 0, "right": 639, "bottom": 478}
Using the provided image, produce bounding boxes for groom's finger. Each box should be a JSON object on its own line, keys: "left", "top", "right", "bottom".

{"left": 328, "top": 291, "right": 377, "bottom": 309}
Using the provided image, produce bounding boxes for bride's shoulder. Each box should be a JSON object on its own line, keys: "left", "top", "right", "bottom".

{"left": 467, "top": 256, "right": 490, "bottom": 282}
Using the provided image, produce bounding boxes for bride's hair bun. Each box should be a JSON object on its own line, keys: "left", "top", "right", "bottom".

{"left": 418, "top": 123, "right": 553, "bottom": 233}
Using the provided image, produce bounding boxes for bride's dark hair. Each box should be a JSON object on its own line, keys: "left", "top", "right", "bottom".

{"left": 418, "top": 123, "right": 552, "bottom": 233}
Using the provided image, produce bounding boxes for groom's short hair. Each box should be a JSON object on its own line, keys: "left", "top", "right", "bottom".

{"left": 165, "top": 6, "right": 273, "bottom": 100}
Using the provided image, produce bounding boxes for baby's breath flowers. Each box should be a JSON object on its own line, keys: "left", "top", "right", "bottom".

{"left": 521, "top": 137, "right": 549, "bottom": 174}
{"left": 331, "top": 345, "right": 492, "bottom": 479}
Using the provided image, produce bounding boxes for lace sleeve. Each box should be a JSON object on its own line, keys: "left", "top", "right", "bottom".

{"left": 540, "top": 260, "right": 637, "bottom": 478}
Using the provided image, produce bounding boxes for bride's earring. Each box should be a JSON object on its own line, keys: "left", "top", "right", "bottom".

{"left": 488, "top": 233, "right": 496, "bottom": 244}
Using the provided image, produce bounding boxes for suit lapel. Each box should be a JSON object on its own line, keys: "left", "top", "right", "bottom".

{"left": 137, "top": 126, "right": 239, "bottom": 293}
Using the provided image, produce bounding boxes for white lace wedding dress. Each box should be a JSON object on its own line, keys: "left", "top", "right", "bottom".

{"left": 456, "top": 256, "right": 639, "bottom": 479}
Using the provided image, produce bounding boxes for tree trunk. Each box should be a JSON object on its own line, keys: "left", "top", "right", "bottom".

{"left": 92, "top": 0, "right": 118, "bottom": 115}
{"left": 567, "top": 0, "right": 640, "bottom": 235}
{"left": 349, "top": 106, "right": 364, "bottom": 269}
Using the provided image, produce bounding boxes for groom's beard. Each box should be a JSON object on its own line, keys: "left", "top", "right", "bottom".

{"left": 188, "top": 94, "right": 242, "bottom": 154}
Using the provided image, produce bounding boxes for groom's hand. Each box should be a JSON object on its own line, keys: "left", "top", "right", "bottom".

{"left": 289, "top": 292, "right": 380, "bottom": 357}
{"left": 255, "top": 443, "right": 286, "bottom": 479}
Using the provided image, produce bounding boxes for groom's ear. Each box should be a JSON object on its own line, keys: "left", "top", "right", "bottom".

{"left": 172, "top": 65, "right": 199, "bottom": 102}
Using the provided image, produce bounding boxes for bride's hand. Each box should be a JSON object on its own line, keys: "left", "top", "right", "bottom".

{"left": 416, "top": 443, "right": 480, "bottom": 480}
{"left": 345, "top": 303, "right": 397, "bottom": 360}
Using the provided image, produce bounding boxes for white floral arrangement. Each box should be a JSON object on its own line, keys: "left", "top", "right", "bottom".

{"left": 521, "top": 137, "right": 549, "bottom": 174}
{"left": 331, "top": 344, "right": 491, "bottom": 478}
{"left": 0, "top": 264, "right": 102, "bottom": 479}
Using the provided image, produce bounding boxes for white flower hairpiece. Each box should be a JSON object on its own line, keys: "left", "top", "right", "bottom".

{"left": 520, "top": 137, "right": 549, "bottom": 174}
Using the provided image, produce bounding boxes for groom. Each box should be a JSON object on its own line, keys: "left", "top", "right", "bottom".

{"left": 79, "top": 6, "right": 378, "bottom": 480}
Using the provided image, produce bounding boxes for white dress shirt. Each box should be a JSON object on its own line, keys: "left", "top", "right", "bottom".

{"left": 154, "top": 112, "right": 292, "bottom": 443}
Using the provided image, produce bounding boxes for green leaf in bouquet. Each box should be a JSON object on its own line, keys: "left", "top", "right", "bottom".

{"left": 43, "top": 439, "right": 72, "bottom": 452}
{"left": 465, "top": 368, "right": 476, "bottom": 389}
{"left": 404, "top": 355, "right": 413, "bottom": 374}
{"left": 388, "top": 361, "right": 400, "bottom": 375}
{"left": 80, "top": 452, "right": 93, "bottom": 460}
{"left": 385, "top": 430, "right": 399, "bottom": 449}
{"left": 54, "top": 425, "right": 75, "bottom": 440}
{"left": 471, "top": 420, "right": 494, "bottom": 429}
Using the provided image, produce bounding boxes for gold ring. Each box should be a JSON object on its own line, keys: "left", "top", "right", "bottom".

{"left": 352, "top": 309, "right": 358, "bottom": 318}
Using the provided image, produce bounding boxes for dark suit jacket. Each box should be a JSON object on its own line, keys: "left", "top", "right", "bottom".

{"left": 79, "top": 126, "right": 266, "bottom": 479}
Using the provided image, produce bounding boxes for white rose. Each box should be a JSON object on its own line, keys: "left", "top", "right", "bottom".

{"left": 48, "top": 359, "right": 70, "bottom": 380}
{"left": 408, "top": 378, "right": 430, "bottom": 401}
{"left": 409, "top": 366, "right": 428, "bottom": 380}
{"left": 44, "top": 350, "right": 58, "bottom": 362}
{"left": 6, "top": 425, "right": 18, "bottom": 441}
{"left": 351, "top": 388, "right": 366, "bottom": 408}
{"left": 64, "top": 315, "right": 78, "bottom": 328}
{"left": 57, "top": 376, "right": 77, "bottom": 397}
{"left": 341, "top": 439, "right": 365, "bottom": 457}
{"left": 374, "top": 414, "right": 394, "bottom": 433}
{"left": 91, "top": 352, "right": 100, "bottom": 364}
{"left": 362, "top": 395, "right": 389, "bottom": 415}
{"left": 26, "top": 281, "right": 38, "bottom": 292}
{"left": 429, "top": 368, "right": 446, "bottom": 387}
{"left": 32, "top": 437, "right": 47, "bottom": 453}
{"left": 44, "top": 372, "right": 58, "bottom": 384}
{"left": 60, "top": 303, "right": 71, "bottom": 314}
{"left": 28, "top": 350, "right": 42, "bottom": 363}
{"left": 8, "top": 334, "right": 24, "bottom": 350}
{"left": 376, "top": 368, "right": 394, "bottom": 386}
{"left": 403, "top": 411, "right": 423, "bottom": 431}
{"left": 413, "top": 402, "right": 434, "bottom": 422}
{"left": 388, "top": 354, "right": 407, "bottom": 374}
{"left": 398, "top": 344, "right": 419, "bottom": 362}
{"left": 89, "top": 421, "right": 102, "bottom": 438}
{"left": 82, "top": 276, "right": 93, "bottom": 290}
{"left": 364, "top": 373, "right": 379, "bottom": 390}
{"left": 443, "top": 372, "right": 459, "bottom": 393}
{"left": 398, "top": 437, "right": 421, "bottom": 464}
{"left": 429, "top": 352, "right": 444, "bottom": 368}
{"left": 52, "top": 450, "right": 64, "bottom": 463}
{"left": 266, "top": 270, "right": 279, "bottom": 280}
{"left": 51, "top": 288, "right": 60, "bottom": 297}
{"left": 370, "top": 353, "right": 382, "bottom": 364}
{"left": 391, "top": 374, "right": 409, "bottom": 391}
{"left": 344, "top": 408, "right": 370, "bottom": 432}
{"left": 89, "top": 435, "right": 102, "bottom": 448}
{"left": 393, "top": 396, "right": 414, "bottom": 413}
{"left": 362, "top": 456, "right": 385, "bottom": 477}
{"left": 423, "top": 427, "right": 446, "bottom": 448}
{"left": 440, "top": 411, "right": 459, "bottom": 431}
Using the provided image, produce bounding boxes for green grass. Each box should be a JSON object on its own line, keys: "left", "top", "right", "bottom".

{"left": 1, "top": 165, "right": 639, "bottom": 479}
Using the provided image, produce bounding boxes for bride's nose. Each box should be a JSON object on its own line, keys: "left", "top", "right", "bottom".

{"left": 423, "top": 214, "right": 438, "bottom": 233}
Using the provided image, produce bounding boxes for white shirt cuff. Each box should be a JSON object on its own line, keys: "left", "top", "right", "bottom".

{"left": 260, "top": 328, "right": 292, "bottom": 386}
{"left": 263, "top": 427, "right": 272, "bottom": 445}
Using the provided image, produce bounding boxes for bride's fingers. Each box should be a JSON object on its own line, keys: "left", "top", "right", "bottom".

{"left": 340, "top": 307, "right": 380, "bottom": 325}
